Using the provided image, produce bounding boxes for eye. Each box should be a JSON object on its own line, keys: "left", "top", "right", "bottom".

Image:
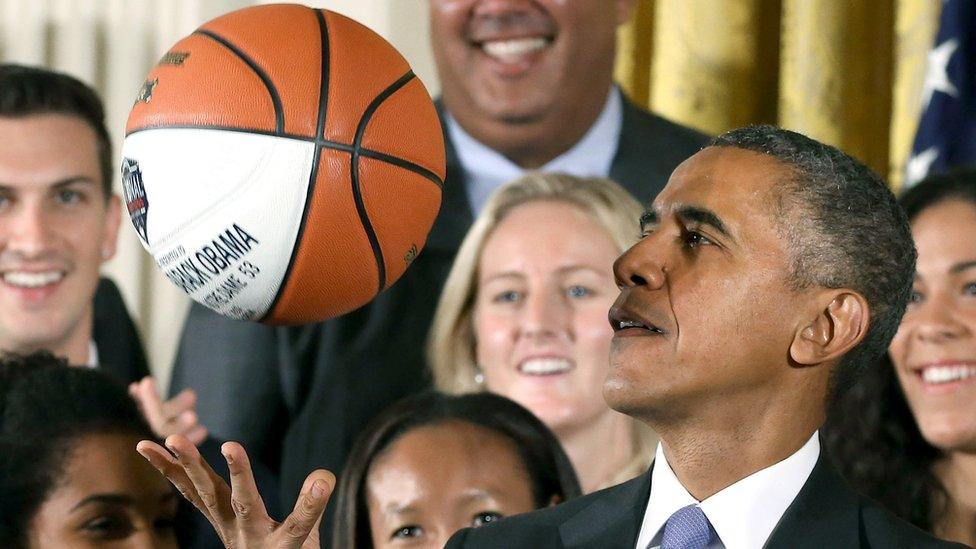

{"left": 391, "top": 525, "right": 422, "bottom": 540}
{"left": 566, "top": 285, "right": 592, "bottom": 298}
{"left": 964, "top": 282, "right": 976, "bottom": 296}
{"left": 472, "top": 512, "right": 503, "bottom": 527}
{"left": 80, "top": 514, "right": 135, "bottom": 540}
{"left": 908, "top": 288, "right": 924, "bottom": 306}
{"left": 56, "top": 188, "right": 83, "bottom": 204}
{"left": 492, "top": 290, "right": 521, "bottom": 304}
{"left": 682, "top": 230, "right": 712, "bottom": 248}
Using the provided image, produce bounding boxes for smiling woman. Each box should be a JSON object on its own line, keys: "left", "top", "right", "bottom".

{"left": 825, "top": 169, "right": 976, "bottom": 547}
{"left": 428, "top": 172, "right": 654, "bottom": 493}
{"left": 0, "top": 352, "right": 176, "bottom": 548}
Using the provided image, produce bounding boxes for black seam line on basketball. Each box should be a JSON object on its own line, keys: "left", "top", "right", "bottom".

{"left": 350, "top": 71, "right": 417, "bottom": 294}
{"left": 313, "top": 8, "right": 329, "bottom": 141}
{"left": 359, "top": 149, "right": 443, "bottom": 188}
{"left": 194, "top": 30, "right": 285, "bottom": 135}
{"left": 124, "top": 124, "right": 439, "bottom": 188}
{"left": 259, "top": 8, "right": 330, "bottom": 322}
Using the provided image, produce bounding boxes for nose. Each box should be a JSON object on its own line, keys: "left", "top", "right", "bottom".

{"left": 520, "top": 285, "right": 570, "bottom": 339}
{"left": 4, "top": 202, "right": 54, "bottom": 257}
{"left": 911, "top": 294, "right": 969, "bottom": 342}
{"left": 613, "top": 237, "right": 667, "bottom": 290}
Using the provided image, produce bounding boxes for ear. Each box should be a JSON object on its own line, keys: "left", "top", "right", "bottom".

{"left": 789, "top": 291, "right": 870, "bottom": 367}
{"left": 100, "top": 194, "right": 122, "bottom": 263}
{"left": 615, "top": 0, "right": 636, "bottom": 25}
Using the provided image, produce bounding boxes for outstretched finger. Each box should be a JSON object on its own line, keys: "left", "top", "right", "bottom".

{"left": 165, "top": 435, "right": 235, "bottom": 527}
{"left": 136, "top": 440, "right": 215, "bottom": 524}
{"left": 277, "top": 469, "right": 335, "bottom": 548}
{"left": 221, "top": 442, "right": 269, "bottom": 526}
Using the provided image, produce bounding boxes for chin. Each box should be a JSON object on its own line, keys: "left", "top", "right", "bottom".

{"left": 919, "top": 420, "right": 976, "bottom": 453}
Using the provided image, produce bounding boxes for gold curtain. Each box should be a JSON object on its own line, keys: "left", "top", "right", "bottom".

{"left": 615, "top": 0, "right": 941, "bottom": 192}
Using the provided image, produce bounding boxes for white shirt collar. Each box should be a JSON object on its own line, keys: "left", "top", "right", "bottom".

{"left": 87, "top": 340, "right": 99, "bottom": 369}
{"left": 445, "top": 85, "right": 623, "bottom": 214}
{"left": 635, "top": 431, "right": 820, "bottom": 549}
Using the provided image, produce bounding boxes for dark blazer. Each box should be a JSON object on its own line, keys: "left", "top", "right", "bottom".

{"left": 168, "top": 96, "right": 708, "bottom": 539}
{"left": 446, "top": 451, "right": 965, "bottom": 549}
{"left": 92, "top": 277, "right": 149, "bottom": 384}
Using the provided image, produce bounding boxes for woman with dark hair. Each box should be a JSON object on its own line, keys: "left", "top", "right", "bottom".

{"left": 332, "top": 391, "right": 581, "bottom": 548}
{"left": 825, "top": 169, "right": 976, "bottom": 547}
{"left": 0, "top": 351, "right": 178, "bottom": 548}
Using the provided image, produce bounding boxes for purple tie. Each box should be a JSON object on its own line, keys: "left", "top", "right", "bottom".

{"left": 659, "top": 504, "right": 715, "bottom": 549}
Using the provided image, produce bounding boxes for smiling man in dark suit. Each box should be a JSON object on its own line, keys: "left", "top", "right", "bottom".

{"left": 447, "top": 126, "right": 965, "bottom": 548}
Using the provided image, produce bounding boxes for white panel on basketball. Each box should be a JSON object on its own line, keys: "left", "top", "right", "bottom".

{"left": 120, "top": 129, "right": 315, "bottom": 321}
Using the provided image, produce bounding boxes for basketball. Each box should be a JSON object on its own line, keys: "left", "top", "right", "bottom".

{"left": 120, "top": 4, "right": 445, "bottom": 325}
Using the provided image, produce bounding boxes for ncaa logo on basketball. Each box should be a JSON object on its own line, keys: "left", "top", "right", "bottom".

{"left": 122, "top": 158, "right": 149, "bottom": 245}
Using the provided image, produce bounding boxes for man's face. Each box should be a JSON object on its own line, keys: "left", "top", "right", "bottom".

{"left": 0, "top": 114, "right": 120, "bottom": 357}
{"left": 429, "top": 0, "right": 631, "bottom": 125}
{"left": 604, "top": 147, "right": 811, "bottom": 420}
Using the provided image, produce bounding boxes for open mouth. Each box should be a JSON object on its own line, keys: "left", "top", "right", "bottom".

{"left": 608, "top": 306, "right": 667, "bottom": 335}
{"left": 917, "top": 364, "right": 976, "bottom": 386}
{"left": 2, "top": 270, "right": 65, "bottom": 289}
{"left": 477, "top": 36, "right": 553, "bottom": 63}
{"left": 518, "top": 357, "right": 574, "bottom": 376}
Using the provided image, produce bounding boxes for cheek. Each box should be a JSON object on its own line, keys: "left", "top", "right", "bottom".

{"left": 572, "top": 303, "right": 614, "bottom": 371}
{"left": 472, "top": 308, "right": 514, "bottom": 367}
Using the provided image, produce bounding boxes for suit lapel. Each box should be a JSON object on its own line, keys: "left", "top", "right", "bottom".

{"left": 559, "top": 468, "right": 652, "bottom": 548}
{"left": 425, "top": 101, "right": 474, "bottom": 253}
{"left": 764, "top": 451, "right": 861, "bottom": 549}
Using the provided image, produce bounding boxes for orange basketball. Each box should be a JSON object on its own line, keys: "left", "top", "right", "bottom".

{"left": 121, "top": 4, "right": 445, "bottom": 325}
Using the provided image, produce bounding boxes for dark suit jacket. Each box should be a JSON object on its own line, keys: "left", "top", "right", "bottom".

{"left": 169, "top": 96, "right": 708, "bottom": 538}
{"left": 92, "top": 277, "right": 150, "bottom": 384}
{"left": 446, "top": 451, "right": 965, "bottom": 549}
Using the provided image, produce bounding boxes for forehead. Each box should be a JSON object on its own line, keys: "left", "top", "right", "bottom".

{"left": 653, "top": 147, "right": 790, "bottom": 238}
{"left": 0, "top": 114, "right": 100, "bottom": 187}
{"left": 480, "top": 201, "right": 619, "bottom": 271}
{"left": 367, "top": 421, "right": 530, "bottom": 504}
{"left": 912, "top": 199, "right": 976, "bottom": 272}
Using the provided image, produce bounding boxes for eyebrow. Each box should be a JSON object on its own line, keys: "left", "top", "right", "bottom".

{"left": 70, "top": 494, "right": 134, "bottom": 512}
{"left": 70, "top": 491, "right": 177, "bottom": 513}
{"left": 950, "top": 260, "right": 976, "bottom": 274}
{"left": 0, "top": 176, "right": 97, "bottom": 192}
{"left": 640, "top": 205, "right": 735, "bottom": 241}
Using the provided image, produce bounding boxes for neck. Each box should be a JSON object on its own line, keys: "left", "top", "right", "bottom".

{"left": 556, "top": 409, "right": 637, "bottom": 494}
{"left": 444, "top": 85, "right": 613, "bottom": 169}
{"left": 935, "top": 451, "right": 976, "bottom": 546}
{"left": 648, "top": 381, "right": 825, "bottom": 500}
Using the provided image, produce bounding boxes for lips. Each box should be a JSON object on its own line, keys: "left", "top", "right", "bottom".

{"left": 466, "top": 6, "right": 557, "bottom": 64}
{"left": 914, "top": 362, "right": 976, "bottom": 386}
{"left": 519, "top": 357, "right": 574, "bottom": 376}
{"left": 608, "top": 303, "right": 667, "bottom": 336}
{"left": 2, "top": 270, "right": 65, "bottom": 289}
{"left": 480, "top": 37, "right": 550, "bottom": 62}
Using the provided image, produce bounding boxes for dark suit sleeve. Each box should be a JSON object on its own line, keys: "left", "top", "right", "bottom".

{"left": 168, "top": 302, "right": 287, "bottom": 472}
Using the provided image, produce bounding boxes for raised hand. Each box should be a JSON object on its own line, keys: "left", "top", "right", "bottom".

{"left": 129, "top": 376, "right": 209, "bottom": 445}
{"left": 137, "top": 435, "right": 334, "bottom": 548}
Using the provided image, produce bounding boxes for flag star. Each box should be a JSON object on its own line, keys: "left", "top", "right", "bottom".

{"left": 905, "top": 146, "right": 940, "bottom": 187}
{"left": 921, "top": 39, "right": 960, "bottom": 109}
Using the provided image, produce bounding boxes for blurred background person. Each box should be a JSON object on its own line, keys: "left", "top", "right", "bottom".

{"left": 332, "top": 392, "right": 580, "bottom": 549}
{"left": 428, "top": 172, "right": 653, "bottom": 493}
{"left": 0, "top": 352, "right": 178, "bottom": 548}
{"left": 825, "top": 169, "right": 976, "bottom": 547}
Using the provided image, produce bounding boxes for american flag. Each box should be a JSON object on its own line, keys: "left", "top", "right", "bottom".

{"left": 906, "top": 0, "right": 976, "bottom": 187}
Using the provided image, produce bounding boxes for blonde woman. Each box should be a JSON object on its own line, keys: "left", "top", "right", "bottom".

{"left": 428, "top": 172, "right": 655, "bottom": 493}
